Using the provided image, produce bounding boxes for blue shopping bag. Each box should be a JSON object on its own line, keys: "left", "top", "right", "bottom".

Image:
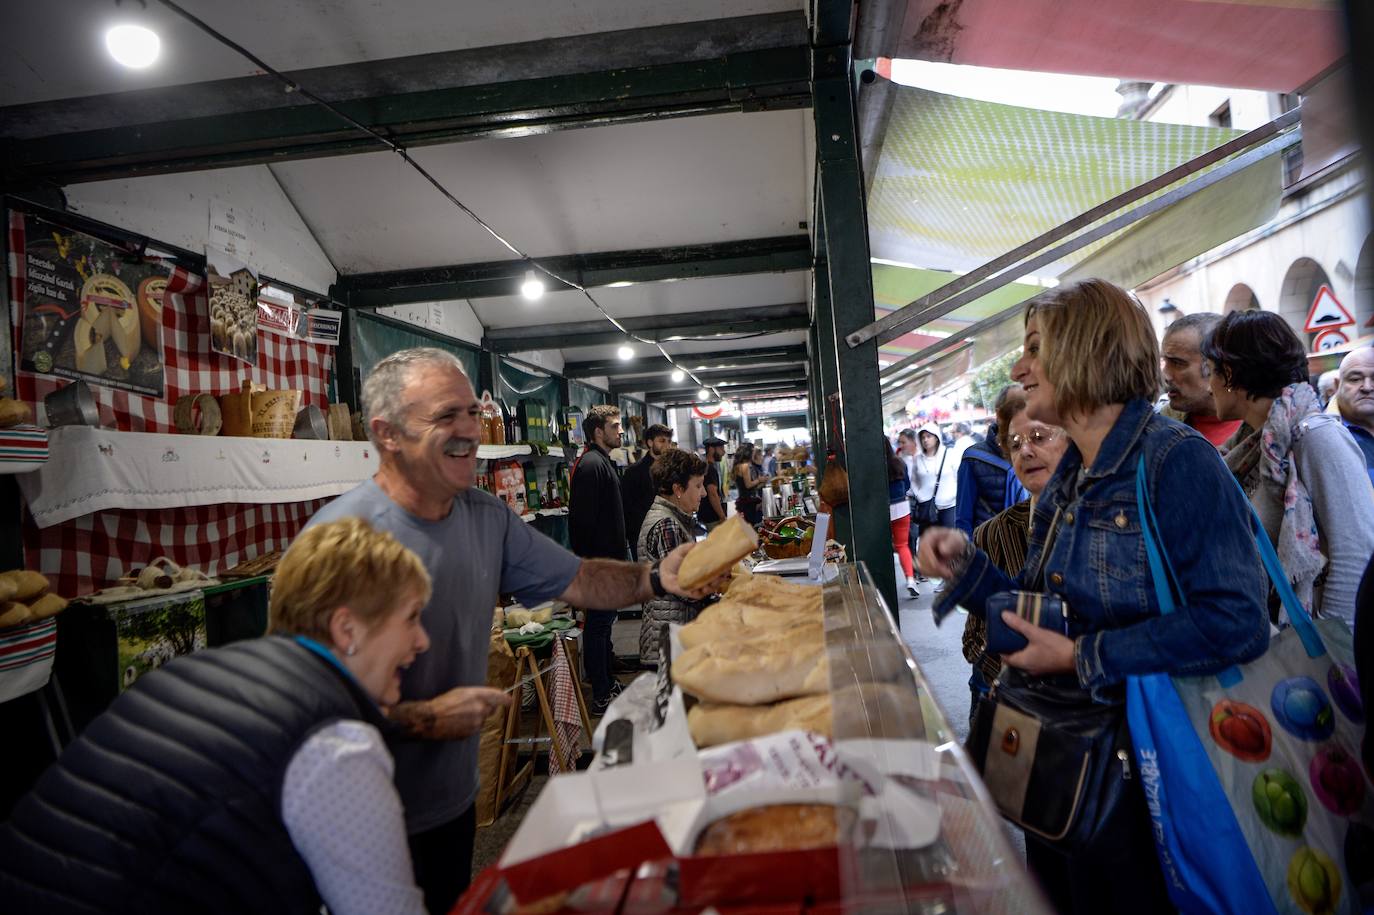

{"left": 1128, "top": 455, "right": 1371, "bottom": 915}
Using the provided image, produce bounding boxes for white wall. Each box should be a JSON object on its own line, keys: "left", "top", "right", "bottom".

{"left": 1145, "top": 85, "right": 1277, "bottom": 131}
{"left": 63, "top": 165, "right": 337, "bottom": 295}
{"left": 374, "top": 299, "right": 485, "bottom": 346}
{"left": 1136, "top": 167, "right": 1370, "bottom": 341}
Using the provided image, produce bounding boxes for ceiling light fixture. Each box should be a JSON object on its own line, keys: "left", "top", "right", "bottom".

{"left": 617, "top": 345, "right": 634, "bottom": 361}
{"left": 106, "top": 23, "right": 161, "bottom": 69}
{"left": 670, "top": 369, "right": 685, "bottom": 383}
{"left": 520, "top": 269, "right": 545, "bottom": 301}
{"left": 698, "top": 388, "right": 712, "bottom": 401}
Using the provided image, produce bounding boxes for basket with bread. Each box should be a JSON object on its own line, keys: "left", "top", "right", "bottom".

{"left": 0, "top": 570, "right": 68, "bottom": 629}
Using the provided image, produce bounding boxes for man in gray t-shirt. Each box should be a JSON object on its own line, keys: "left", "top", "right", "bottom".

{"left": 306, "top": 348, "right": 718, "bottom": 915}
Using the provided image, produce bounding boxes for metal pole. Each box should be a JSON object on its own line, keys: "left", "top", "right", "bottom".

{"left": 813, "top": 36, "right": 898, "bottom": 610}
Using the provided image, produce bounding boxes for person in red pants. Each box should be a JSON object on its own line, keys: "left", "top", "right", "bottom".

{"left": 887, "top": 436, "right": 918, "bottom": 598}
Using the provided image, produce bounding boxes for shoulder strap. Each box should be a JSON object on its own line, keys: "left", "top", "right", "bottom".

{"left": 1134, "top": 453, "right": 1325, "bottom": 663}
{"left": 933, "top": 447, "right": 948, "bottom": 486}
{"left": 963, "top": 448, "right": 1012, "bottom": 472}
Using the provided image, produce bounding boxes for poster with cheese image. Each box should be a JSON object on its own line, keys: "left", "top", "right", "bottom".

{"left": 15, "top": 211, "right": 167, "bottom": 396}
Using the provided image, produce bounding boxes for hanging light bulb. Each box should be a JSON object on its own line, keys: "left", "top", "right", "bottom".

{"left": 106, "top": 23, "right": 161, "bottom": 69}
{"left": 670, "top": 369, "right": 685, "bottom": 383}
{"left": 617, "top": 345, "right": 634, "bottom": 361}
{"left": 520, "top": 269, "right": 545, "bottom": 301}
{"left": 698, "top": 387, "right": 712, "bottom": 401}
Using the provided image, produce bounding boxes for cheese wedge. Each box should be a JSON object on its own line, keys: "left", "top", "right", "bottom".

{"left": 109, "top": 303, "right": 141, "bottom": 361}
{"left": 74, "top": 316, "right": 107, "bottom": 375}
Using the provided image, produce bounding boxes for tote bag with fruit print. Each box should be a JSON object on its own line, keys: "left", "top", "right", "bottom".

{"left": 1126, "top": 456, "right": 1370, "bottom": 915}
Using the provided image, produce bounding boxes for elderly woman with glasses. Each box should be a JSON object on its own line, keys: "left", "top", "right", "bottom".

{"left": 960, "top": 389, "right": 1070, "bottom": 726}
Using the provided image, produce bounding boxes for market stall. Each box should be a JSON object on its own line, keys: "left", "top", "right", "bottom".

{"left": 458, "top": 560, "right": 1048, "bottom": 914}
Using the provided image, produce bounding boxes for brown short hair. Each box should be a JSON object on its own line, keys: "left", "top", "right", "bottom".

{"left": 270, "top": 518, "right": 432, "bottom": 642}
{"left": 582, "top": 404, "right": 621, "bottom": 439}
{"left": 1026, "top": 278, "right": 1161, "bottom": 419}
{"left": 994, "top": 385, "right": 1028, "bottom": 455}
{"left": 1200, "top": 309, "right": 1308, "bottom": 399}
{"left": 652, "top": 448, "right": 707, "bottom": 494}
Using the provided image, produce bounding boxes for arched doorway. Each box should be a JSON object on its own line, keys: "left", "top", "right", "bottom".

{"left": 1223, "top": 283, "right": 1260, "bottom": 313}
{"left": 1355, "top": 234, "right": 1374, "bottom": 333}
{"left": 1278, "top": 257, "right": 1335, "bottom": 348}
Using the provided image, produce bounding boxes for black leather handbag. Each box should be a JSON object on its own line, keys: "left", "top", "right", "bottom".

{"left": 968, "top": 675, "right": 1133, "bottom": 852}
{"left": 964, "top": 505, "right": 1135, "bottom": 853}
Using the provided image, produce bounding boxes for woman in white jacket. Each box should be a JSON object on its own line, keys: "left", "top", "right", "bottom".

{"left": 911, "top": 421, "right": 960, "bottom": 534}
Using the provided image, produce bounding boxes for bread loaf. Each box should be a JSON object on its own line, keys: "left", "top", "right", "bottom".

{"left": 679, "top": 597, "right": 821, "bottom": 651}
{"left": 0, "top": 570, "right": 49, "bottom": 603}
{"left": 0, "top": 397, "right": 32, "bottom": 429}
{"left": 0, "top": 602, "right": 30, "bottom": 628}
{"left": 688, "top": 693, "right": 832, "bottom": 747}
{"left": 673, "top": 634, "right": 828, "bottom": 705}
{"left": 693, "top": 804, "right": 853, "bottom": 856}
{"left": 26, "top": 593, "right": 67, "bottom": 620}
{"left": 677, "top": 515, "right": 758, "bottom": 590}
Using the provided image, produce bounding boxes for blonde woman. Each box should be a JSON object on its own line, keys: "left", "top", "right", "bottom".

{"left": 919, "top": 279, "right": 1268, "bottom": 914}
{"left": 0, "top": 519, "right": 498, "bottom": 915}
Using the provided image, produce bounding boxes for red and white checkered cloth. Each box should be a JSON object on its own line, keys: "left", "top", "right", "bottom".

{"left": 546, "top": 635, "right": 585, "bottom": 775}
{"left": 8, "top": 210, "right": 338, "bottom": 595}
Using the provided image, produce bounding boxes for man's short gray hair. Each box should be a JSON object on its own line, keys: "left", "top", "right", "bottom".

{"left": 361, "top": 347, "right": 469, "bottom": 444}
{"left": 1318, "top": 369, "right": 1340, "bottom": 396}
{"left": 1164, "top": 311, "right": 1224, "bottom": 344}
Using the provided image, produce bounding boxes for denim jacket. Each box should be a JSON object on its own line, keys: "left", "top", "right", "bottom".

{"left": 936, "top": 398, "right": 1270, "bottom": 699}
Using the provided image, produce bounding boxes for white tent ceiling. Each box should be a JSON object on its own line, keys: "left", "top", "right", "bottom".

{"left": 0, "top": 0, "right": 797, "bottom": 104}
{"left": 0, "top": 0, "right": 816, "bottom": 401}
{"left": 269, "top": 109, "right": 812, "bottom": 274}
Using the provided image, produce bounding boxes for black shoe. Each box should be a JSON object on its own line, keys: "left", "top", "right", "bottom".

{"left": 590, "top": 680, "right": 624, "bottom": 717}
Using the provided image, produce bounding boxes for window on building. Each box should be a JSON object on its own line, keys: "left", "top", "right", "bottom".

{"left": 1209, "top": 101, "right": 1232, "bottom": 129}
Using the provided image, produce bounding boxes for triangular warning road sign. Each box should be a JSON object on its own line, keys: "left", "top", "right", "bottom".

{"left": 1305, "top": 285, "right": 1354, "bottom": 333}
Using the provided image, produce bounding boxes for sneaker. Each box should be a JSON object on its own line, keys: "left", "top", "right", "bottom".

{"left": 593, "top": 675, "right": 629, "bottom": 714}
{"left": 915, "top": 575, "right": 930, "bottom": 584}
{"left": 905, "top": 578, "right": 920, "bottom": 598}
{"left": 934, "top": 580, "right": 945, "bottom": 593}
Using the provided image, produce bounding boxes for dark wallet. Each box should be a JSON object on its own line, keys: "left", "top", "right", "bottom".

{"left": 985, "top": 591, "right": 1070, "bottom": 655}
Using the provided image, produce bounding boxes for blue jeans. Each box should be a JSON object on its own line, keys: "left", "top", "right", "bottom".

{"left": 584, "top": 610, "right": 618, "bottom": 702}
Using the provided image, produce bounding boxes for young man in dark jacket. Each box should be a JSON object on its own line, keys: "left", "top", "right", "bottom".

{"left": 621, "top": 423, "right": 674, "bottom": 559}
{"left": 569, "top": 404, "right": 629, "bottom": 711}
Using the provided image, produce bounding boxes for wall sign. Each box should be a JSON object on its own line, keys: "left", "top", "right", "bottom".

{"left": 15, "top": 211, "right": 168, "bottom": 396}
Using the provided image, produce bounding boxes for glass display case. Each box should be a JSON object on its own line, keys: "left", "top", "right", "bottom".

{"left": 820, "top": 562, "right": 1052, "bottom": 914}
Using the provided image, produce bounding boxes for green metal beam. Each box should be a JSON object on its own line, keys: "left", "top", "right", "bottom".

{"left": 563, "top": 344, "right": 808, "bottom": 378}
{"left": 606, "top": 359, "right": 808, "bottom": 390}
{"left": 640, "top": 375, "right": 807, "bottom": 401}
{"left": 337, "top": 235, "right": 811, "bottom": 306}
{"left": 812, "top": 17, "right": 896, "bottom": 610}
{"left": 2, "top": 14, "right": 810, "bottom": 186}
{"left": 482, "top": 302, "right": 809, "bottom": 352}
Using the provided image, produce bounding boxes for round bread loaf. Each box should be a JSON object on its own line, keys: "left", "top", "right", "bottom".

{"left": 693, "top": 804, "right": 853, "bottom": 856}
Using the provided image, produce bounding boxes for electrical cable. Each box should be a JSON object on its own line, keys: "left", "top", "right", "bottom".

{"left": 153, "top": 0, "right": 727, "bottom": 400}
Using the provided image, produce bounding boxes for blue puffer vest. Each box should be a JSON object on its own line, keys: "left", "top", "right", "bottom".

{"left": 0, "top": 635, "right": 386, "bottom": 914}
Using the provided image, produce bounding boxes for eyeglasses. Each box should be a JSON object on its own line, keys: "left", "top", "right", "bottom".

{"left": 1008, "top": 428, "right": 1061, "bottom": 454}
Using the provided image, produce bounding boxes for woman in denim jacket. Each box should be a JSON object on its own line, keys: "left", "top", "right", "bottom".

{"left": 919, "top": 279, "right": 1269, "bottom": 915}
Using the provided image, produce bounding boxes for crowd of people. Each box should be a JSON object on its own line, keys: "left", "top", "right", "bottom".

{"left": 4, "top": 279, "right": 1372, "bottom": 914}
{"left": 912, "top": 279, "right": 1374, "bottom": 915}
